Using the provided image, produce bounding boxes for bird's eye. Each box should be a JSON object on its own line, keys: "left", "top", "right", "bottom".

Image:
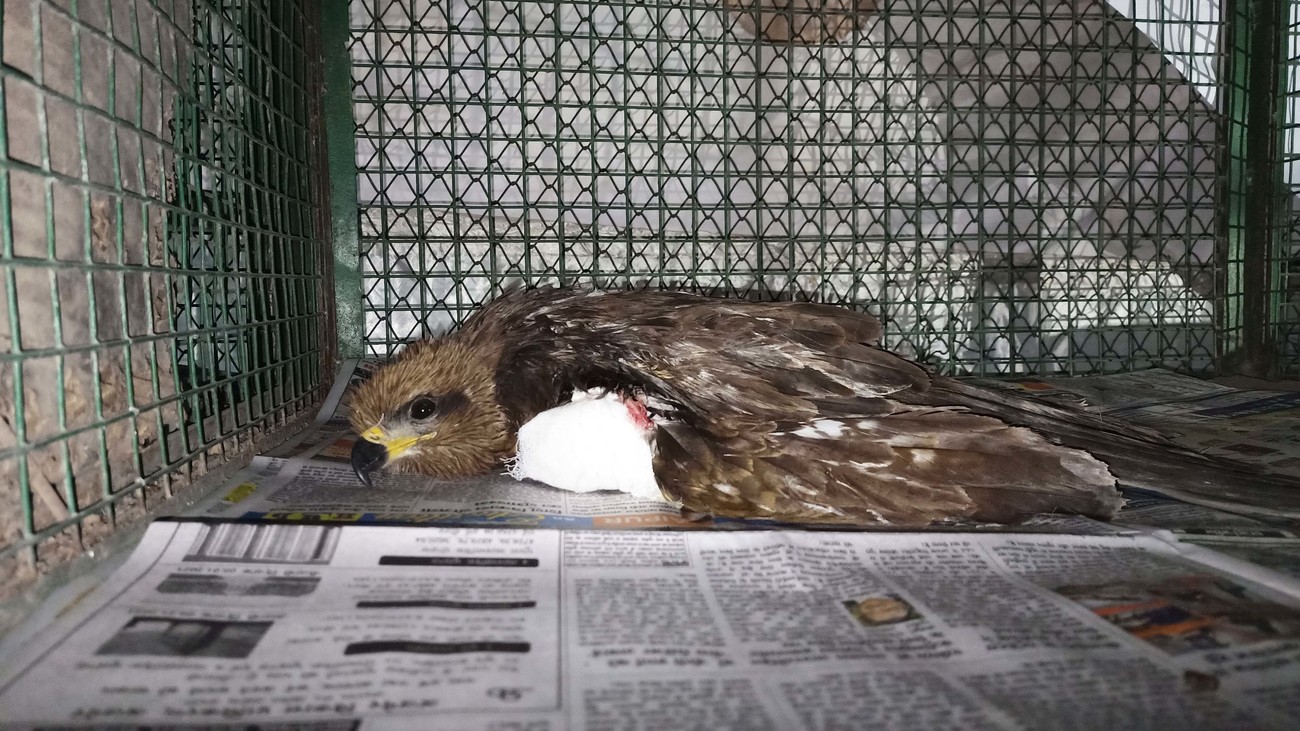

{"left": 409, "top": 397, "right": 438, "bottom": 421}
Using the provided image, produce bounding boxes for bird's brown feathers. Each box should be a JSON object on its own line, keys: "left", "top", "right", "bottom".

{"left": 348, "top": 285, "right": 1300, "bottom": 526}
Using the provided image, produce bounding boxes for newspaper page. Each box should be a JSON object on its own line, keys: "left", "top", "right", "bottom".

{"left": 184, "top": 361, "right": 1132, "bottom": 536}
{"left": 194, "top": 455, "right": 696, "bottom": 530}
{"left": 977, "top": 370, "right": 1300, "bottom": 474}
{"left": 1, "top": 522, "right": 1299, "bottom": 729}
{"left": 4, "top": 365, "right": 1300, "bottom": 728}
{"left": 978, "top": 369, "right": 1300, "bottom": 573}
{"left": 192, "top": 365, "right": 1298, "bottom": 538}
{"left": 190, "top": 454, "right": 1133, "bottom": 537}
{"left": 1113, "top": 496, "right": 1300, "bottom": 581}
{"left": 197, "top": 360, "right": 695, "bottom": 530}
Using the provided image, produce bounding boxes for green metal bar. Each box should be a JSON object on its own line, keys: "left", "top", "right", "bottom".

{"left": 1281, "top": 3, "right": 1300, "bottom": 375}
{"left": 1220, "top": 0, "right": 1288, "bottom": 376}
{"left": 0, "top": 0, "right": 329, "bottom": 576}
{"left": 321, "top": 0, "right": 363, "bottom": 359}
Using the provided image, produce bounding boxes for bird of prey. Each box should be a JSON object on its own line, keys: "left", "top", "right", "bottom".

{"left": 348, "top": 285, "right": 1300, "bottom": 527}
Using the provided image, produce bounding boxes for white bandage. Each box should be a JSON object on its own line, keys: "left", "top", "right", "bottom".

{"left": 506, "top": 391, "right": 667, "bottom": 502}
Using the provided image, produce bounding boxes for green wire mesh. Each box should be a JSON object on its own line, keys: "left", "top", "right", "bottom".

{"left": 0, "top": 0, "right": 1297, "bottom": 604}
{"left": 1281, "top": 1, "right": 1300, "bottom": 376}
{"left": 347, "top": 0, "right": 1239, "bottom": 374}
{"left": 0, "top": 0, "right": 328, "bottom": 595}
{"left": 1218, "top": 0, "right": 1299, "bottom": 377}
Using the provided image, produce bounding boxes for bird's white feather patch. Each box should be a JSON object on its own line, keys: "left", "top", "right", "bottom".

{"left": 908, "top": 448, "right": 937, "bottom": 466}
{"left": 785, "top": 481, "right": 817, "bottom": 497}
{"left": 794, "top": 419, "right": 846, "bottom": 439}
{"left": 800, "top": 502, "right": 845, "bottom": 516}
{"left": 507, "top": 392, "right": 667, "bottom": 502}
{"left": 864, "top": 508, "right": 889, "bottom": 524}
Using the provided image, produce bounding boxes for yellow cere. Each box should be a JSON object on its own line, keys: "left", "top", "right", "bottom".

{"left": 361, "top": 426, "right": 430, "bottom": 459}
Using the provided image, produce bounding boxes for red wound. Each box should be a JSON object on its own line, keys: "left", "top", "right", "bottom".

{"left": 624, "top": 398, "right": 655, "bottom": 431}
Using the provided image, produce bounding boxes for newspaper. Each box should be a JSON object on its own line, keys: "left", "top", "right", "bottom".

{"left": 3, "top": 365, "right": 1300, "bottom": 728}
{"left": 1112, "top": 496, "right": 1300, "bottom": 582}
{"left": 1, "top": 521, "right": 1299, "bottom": 729}
{"left": 186, "top": 361, "right": 1146, "bottom": 536}
{"left": 208, "top": 363, "right": 1300, "bottom": 534}
{"left": 193, "top": 359, "right": 702, "bottom": 530}
{"left": 973, "top": 372, "right": 1300, "bottom": 473}
{"left": 974, "top": 371, "right": 1300, "bottom": 575}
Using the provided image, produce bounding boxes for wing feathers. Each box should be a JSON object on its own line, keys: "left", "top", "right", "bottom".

{"left": 654, "top": 406, "right": 1121, "bottom": 526}
{"left": 496, "top": 287, "right": 1144, "bottom": 525}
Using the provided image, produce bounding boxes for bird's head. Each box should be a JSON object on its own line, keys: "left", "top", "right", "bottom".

{"left": 346, "top": 338, "right": 513, "bottom": 485}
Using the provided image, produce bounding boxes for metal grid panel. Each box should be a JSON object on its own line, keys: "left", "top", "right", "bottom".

{"left": 1219, "top": 0, "right": 1300, "bottom": 378}
{"left": 348, "top": 0, "right": 1224, "bottom": 374}
{"left": 0, "top": 0, "right": 328, "bottom": 595}
{"left": 1281, "top": 0, "right": 1300, "bottom": 376}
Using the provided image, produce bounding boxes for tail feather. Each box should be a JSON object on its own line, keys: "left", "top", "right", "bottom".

{"left": 905, "top": 378, "right": 1300, "bottom": 520}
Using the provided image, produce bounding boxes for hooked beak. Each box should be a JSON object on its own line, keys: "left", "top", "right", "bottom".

{"left": 350, "top": 438, "right": 387, "bottom": 487}
{"left": 350, "top": 426, "right": 430, "bottom": 486}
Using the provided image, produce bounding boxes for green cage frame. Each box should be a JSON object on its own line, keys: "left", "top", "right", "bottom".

{"left": 1, "top": 0, "right": 1298, "bottom": 609}
{"left": 0, "top": 0, "right": 331, "bottom": 604}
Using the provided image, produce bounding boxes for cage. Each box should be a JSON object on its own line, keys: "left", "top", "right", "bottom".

{"left": 0, "top": 0, "right": 1297, "bottom": 614}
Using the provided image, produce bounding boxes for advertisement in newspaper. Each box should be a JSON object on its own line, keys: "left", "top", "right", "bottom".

{"left": 2, "top": 523, "right": 1299, "bottom": 729}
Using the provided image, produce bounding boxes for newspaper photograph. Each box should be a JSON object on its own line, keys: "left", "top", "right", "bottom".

{"left": 2, "top": 522, "right": 1299, "bottom": 729}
